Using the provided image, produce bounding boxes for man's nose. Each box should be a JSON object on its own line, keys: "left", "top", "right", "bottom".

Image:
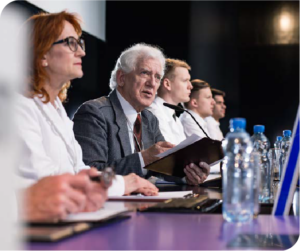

{"left": 148, "top": 75, "right": 157, "bottom": 87}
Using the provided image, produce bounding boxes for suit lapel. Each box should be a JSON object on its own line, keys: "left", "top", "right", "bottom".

{"left": 141, "top": 111, "right": 153, "bottom": 150}
{"left": 109, "top": 90, "right": 132, "bottom": 156}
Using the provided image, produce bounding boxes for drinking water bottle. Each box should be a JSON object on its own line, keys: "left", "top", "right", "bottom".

{"left": 222, "top": 118, "right": 254, "bottom": 222}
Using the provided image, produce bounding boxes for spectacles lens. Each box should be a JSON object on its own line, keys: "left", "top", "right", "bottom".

{"left": 68, "top": 37, "right": 77, "bottom": 52}
{"left": 79, "top": 38, "right": 85, "bottom": 52}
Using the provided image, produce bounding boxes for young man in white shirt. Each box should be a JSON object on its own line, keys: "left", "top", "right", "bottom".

{"left": 180, "top": 79, "right": 215, "bottom": 138}
{"left": 205, "top": 88, "right": 226, "bottom": 141}
{"left": 148, "top": 58, "right": 193, "bottom": 145}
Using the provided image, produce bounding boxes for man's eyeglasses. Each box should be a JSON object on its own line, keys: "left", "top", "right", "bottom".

{"left": 52, "top": 36, "right": 85, "bottom": 52}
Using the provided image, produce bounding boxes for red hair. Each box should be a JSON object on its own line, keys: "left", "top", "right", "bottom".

{"left": 26, "top": 11, "right": 82, "bottom": 103}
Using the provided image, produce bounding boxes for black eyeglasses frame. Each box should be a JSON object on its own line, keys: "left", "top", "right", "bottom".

{"left": 52, "top": 36, "right": 85, "bottom": 52}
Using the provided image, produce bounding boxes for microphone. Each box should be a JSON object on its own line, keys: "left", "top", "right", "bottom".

{"left": 163, "top": 102, "right": 211, "bottom": 139}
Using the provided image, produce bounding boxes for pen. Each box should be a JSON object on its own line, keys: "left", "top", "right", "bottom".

{"left": 90, "top": 167, "right": 115, "bottom": 189}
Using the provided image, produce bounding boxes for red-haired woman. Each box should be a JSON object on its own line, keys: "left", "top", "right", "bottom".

{"left": 16, "top": 11, "right": 158, "bottom": 214}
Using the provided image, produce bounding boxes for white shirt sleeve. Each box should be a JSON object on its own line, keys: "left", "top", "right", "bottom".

{"left": 107, "top": 175, "right": 125, "bottom": 196}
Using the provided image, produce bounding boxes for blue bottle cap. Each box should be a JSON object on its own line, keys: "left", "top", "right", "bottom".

{"left": 283, "top": 130, "right": 292, "bottom": 137}
{"left": 276, "top": 136, "right": 282, "bottom": 141}
{"left": 229, "top": 118, "right": 246, "bottom": 130}
{"left": 253, "top": 125, "right": 265, "bottom": 133}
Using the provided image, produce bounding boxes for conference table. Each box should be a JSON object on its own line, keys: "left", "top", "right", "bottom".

{"left": 26, "top": 185, "right": 299, "bottom": 250}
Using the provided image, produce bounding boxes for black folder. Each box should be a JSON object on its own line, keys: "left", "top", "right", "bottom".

{"left": 145, "top": 138, "right": 224, "bottom": 178}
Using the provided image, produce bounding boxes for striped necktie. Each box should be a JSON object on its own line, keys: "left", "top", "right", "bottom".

{"left": 133, "top": 113, "right": 142, "bottom": 152}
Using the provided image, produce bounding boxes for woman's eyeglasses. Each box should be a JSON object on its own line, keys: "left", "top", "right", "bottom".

{"left": 52, "top": 36, "right": 85, "bottom": 52}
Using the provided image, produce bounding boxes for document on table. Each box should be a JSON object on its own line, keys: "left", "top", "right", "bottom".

{"left": 109, "top": 190, "right": 193, "bottom": 201}
{"left": 62, "top": 201, "right": 130, "bottom": 222}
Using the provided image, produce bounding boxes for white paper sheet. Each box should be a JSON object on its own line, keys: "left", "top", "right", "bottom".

{"left": 62, "top": 202, "right": 129, "bottom": 222}
{"left": 205, "top": 173, "right": 221, "bottom": 182}
{"left": 156, "top": 134, "right": 202, "bottom": 158}
{"left": 108, "top": 190, "right": 193, "bottom": 201}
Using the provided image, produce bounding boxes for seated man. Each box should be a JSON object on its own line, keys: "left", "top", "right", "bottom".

{"left": 205, "top": 88, "right": 226, "bottom": 141}
{"left": 148, "top": 58, "right": 192, "bottom": 145}
{"left": 73, "top": 44, "right": 209, "bottom": 185}
{"left": 180, "top": 79, "right": 215, "bottom": 138}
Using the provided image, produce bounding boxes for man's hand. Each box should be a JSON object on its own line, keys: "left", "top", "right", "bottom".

{"left": 123, "top": 173, "right": 159, "bottom": 196}
{"left": 184, "top": 162, "right": 210, "bottom": 186}
{"left": 141, "top": 141, "right": 175, "bottom": 166}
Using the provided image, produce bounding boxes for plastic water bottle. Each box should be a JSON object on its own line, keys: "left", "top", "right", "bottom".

{"left": 274, "top": 136, "right": 282, "bottom": 149}
{"left": 222, "top": 118, "right": 254, "bottom": 222}
{"left": 250, "top": 125, "right": 271, "bottom": 202}
{"left": 279, "top": 130, "right": 292, "bottom": 179}
{"left": 273, "top": 136, "right": 282, "bottom": 181}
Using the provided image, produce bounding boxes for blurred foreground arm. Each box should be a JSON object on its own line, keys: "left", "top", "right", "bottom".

{"left": 20, "top": 171, "right": 108, "bottom": 223}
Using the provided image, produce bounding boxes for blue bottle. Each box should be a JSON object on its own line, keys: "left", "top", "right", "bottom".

{"left": 279, "top": 130, "right": 292, "bottom": 179}
{"left": 222, "top": 118, "right": 254, "bottom": 222}
{"left": 250, "top": 125, "right": 271, "bottom": 202}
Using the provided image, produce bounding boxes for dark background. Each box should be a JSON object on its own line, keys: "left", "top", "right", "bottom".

{"left": 5, "top": 0, "right": 299, "bottom": 144}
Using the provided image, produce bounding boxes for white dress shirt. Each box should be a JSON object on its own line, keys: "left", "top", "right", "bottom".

{"left": 205, "top": 116, "right": 224, "bottom": 141}
{"left": 179, "top": 109, "right": 211, "bottom": 138}
{"left": 16, "top": 94, "right": 124, "bottom": 196}
{"left": 148, "top": 96, "right": 186, "bottom": 145}
{"left": 180, "top": 111, "right": 221, "bottom": 173}
{"left": 116, "top": 90, "right": 146, "bottom": 174}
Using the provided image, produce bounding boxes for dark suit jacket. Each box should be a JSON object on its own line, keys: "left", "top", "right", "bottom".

{"left": 73, "top": 90, "right": 165, "bottom": 177}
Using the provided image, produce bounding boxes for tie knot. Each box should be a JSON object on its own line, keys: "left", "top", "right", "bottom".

{"left": 135, "top": 113, "right": 141, "bottom": 128}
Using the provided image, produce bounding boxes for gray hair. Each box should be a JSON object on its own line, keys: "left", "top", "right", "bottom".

{"left": 109, "top": 43, "right": 166, "bottom": 90}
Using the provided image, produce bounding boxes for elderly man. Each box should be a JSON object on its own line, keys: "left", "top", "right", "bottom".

{"left": 147, "top": 58, "right": 192, "bottom": 145}
{"left": 73, "top": 44, "right": 209, "bottom": 185}
{"left": 205, "top": 88, "right": 226, "bottom": 141}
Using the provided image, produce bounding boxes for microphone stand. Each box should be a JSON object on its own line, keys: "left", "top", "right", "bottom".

{"left": 163, "top": 103, "right": 211, "bottom": 139}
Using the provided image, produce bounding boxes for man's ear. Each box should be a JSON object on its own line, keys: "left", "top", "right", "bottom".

{"left": 190, "top": 98, "right": 198, "bottom": 108}
{"left": 116, "top": 70, "right": 126, "bottom": 87}
{"left": 162, "top": 78, "right": 172, "bottom": 91}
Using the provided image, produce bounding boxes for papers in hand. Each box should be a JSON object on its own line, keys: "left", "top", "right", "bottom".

{"left": 62, "top": 202, "right": 129, "bottom": 222}
{"left": 109, "top": 191, "right": 193, "bottom": 201}
{"left": 157, "top": 134, "right": 202, "bottom": 158}
{"left": 157, "top": 134, "right": 224, "bottom": 168}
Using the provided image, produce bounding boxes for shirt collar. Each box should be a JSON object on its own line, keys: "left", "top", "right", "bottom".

{"left": 206, "top": 116, "right": 220, "bottom": 126}
{"left": 186, "top": 109, "right": 208, "bottom": 128}
{"left": 116, "top": 90, "right": 140, "bottom": 126}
